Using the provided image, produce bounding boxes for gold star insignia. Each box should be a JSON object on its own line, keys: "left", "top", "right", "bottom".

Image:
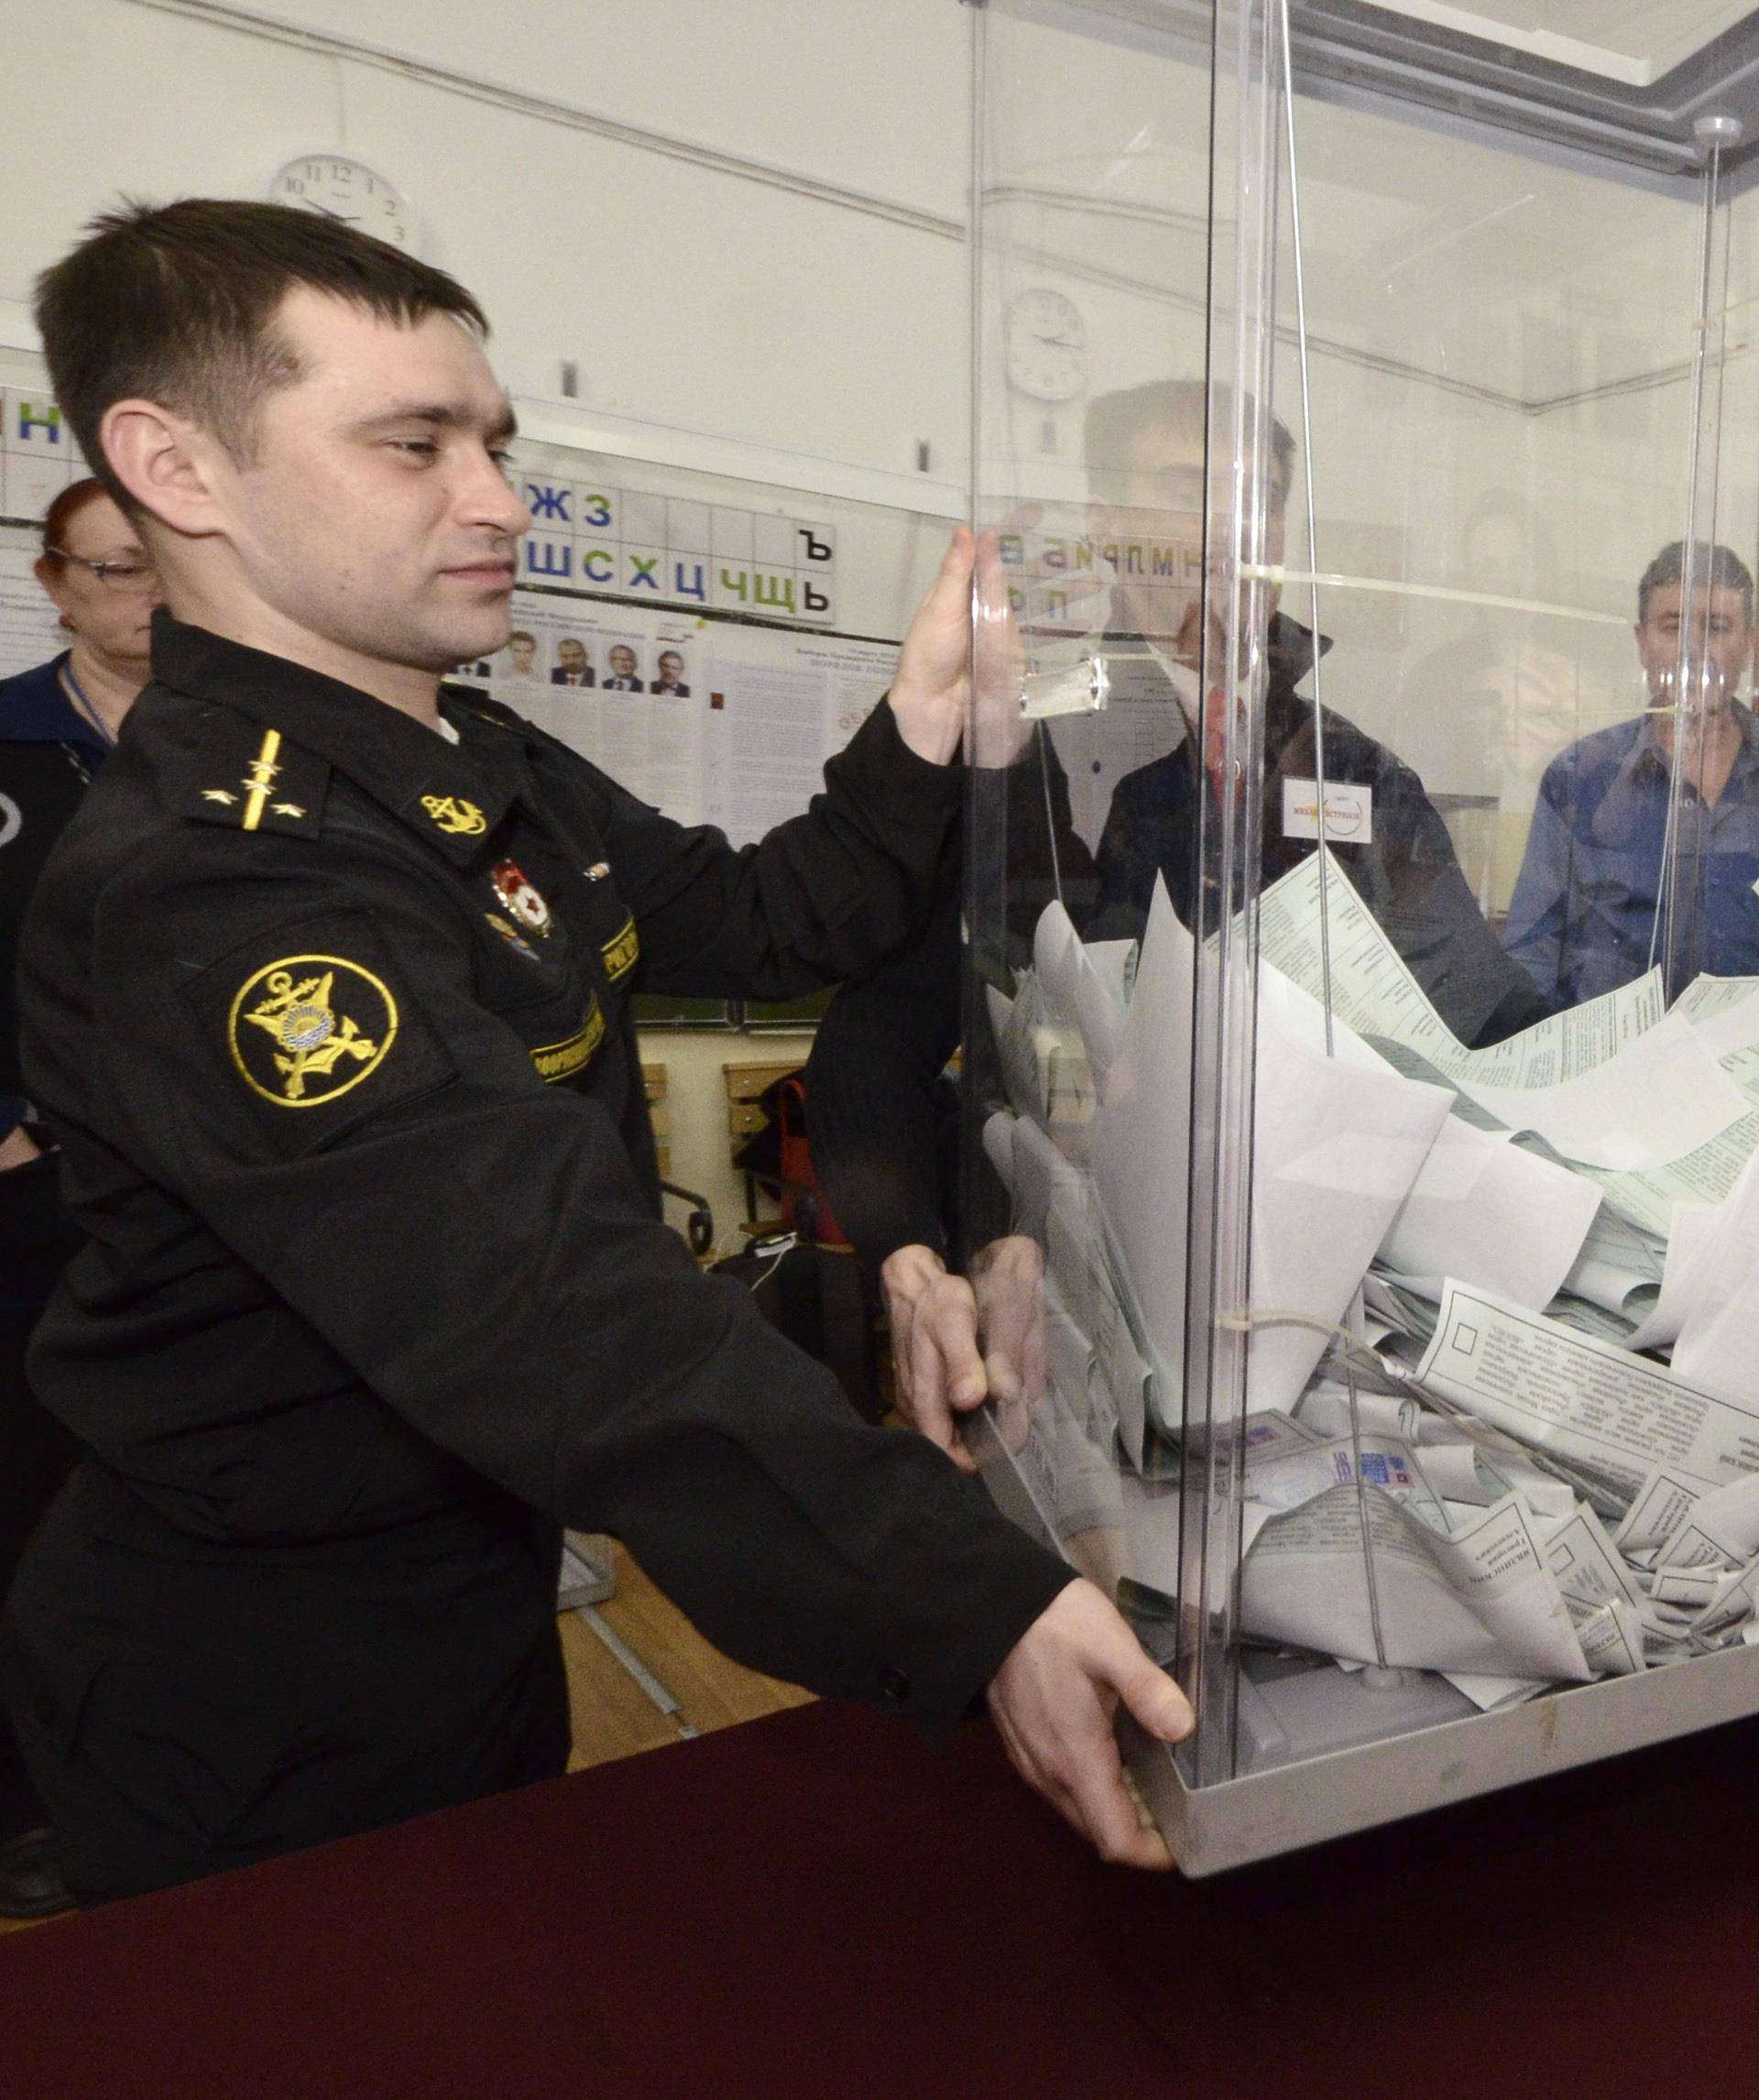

{"left": 271, "top": 803, "right": 306, "bottom": 818}
{"left": 202, "top": 788, "right": 238, "bottom": 805}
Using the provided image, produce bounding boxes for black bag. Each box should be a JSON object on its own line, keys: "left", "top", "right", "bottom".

{"left": 711, "top": 1235, "right": 882, "bottom": 1425}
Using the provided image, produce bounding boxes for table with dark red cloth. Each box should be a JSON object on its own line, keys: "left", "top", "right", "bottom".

{"left": 3, "top": 1694, "right": 1752, "bottom": 2098}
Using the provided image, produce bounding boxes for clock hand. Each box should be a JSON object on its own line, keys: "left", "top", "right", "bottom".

{"left": 307, "top": 201, "right": 361, "bottom": 224}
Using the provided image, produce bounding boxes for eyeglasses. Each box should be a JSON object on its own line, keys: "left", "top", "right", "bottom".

{"left": 48, "top": 550, "right": 160, "bottom": 591}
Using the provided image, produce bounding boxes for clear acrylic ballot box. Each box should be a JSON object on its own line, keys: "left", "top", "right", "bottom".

{"left": 962, "top": 0, "right": 1759, "bottom": 1870}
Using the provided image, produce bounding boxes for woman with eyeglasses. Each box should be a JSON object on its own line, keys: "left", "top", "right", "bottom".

{"left": 0, "top": 475, "right": 160, "bottom": 1919}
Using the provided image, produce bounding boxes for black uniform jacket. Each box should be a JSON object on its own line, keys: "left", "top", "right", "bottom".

{"left": 5, "top": 618, "right": 1070, "bottom": 1896}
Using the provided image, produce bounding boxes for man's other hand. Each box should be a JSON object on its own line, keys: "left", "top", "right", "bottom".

{"left": 880, "top": 1243, "right": 986, "bottom": 1471}
{"left": 880, "top": 1234, "right": 1046, "bottom": 1471}
{"left": 988, "top": 1580, "right": 1194, "bottom": 1869}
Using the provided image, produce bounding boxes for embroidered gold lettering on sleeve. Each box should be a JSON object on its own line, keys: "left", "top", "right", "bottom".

{"left": 531, "top": 1001, "right": 606, "bottom": 1083}
{"left": 600, "top": 915, "right": 639, "bottom": 984}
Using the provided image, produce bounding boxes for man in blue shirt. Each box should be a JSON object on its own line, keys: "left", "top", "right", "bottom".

{"left": 1504, "top": 541, "right": 1759, "bottom": 1008}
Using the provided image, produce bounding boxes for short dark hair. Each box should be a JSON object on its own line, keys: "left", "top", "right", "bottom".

{"left": 36, "top": 198, "right": 489, "bottom": 512}
{"left": 1638, "top": 540, "right": 1755, "bottom": 626}
{"left": 1084, "top": 379, "right": 1295, "bottom": 509}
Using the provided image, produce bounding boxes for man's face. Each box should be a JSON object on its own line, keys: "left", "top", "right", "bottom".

{"left": 609, "top": 646, "right": 636, "bottom": 679}
{"left": 202, "top": 289, "right": 530, "bottom": 675}
{"left": 39, "top": 492, "right": 164, "bottom": 668}
{"left": 508, "top": 634, "right": 536, "bottom": 673}
{"left": 659, "top": 652, "right": 683, "bottom": 684}
{"left": 1637, "top": 581, "right": 1754, "bottom": 710}
{"left": 558, "top": 639, "right": 585, "bottom": 673}
{"left": 1087, "top": 421, "right": 1285, "bottom": 668}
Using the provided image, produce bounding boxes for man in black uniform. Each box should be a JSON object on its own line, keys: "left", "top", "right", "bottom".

{"left": 5, "top": 201, "right": 1191, "bottom": 1903}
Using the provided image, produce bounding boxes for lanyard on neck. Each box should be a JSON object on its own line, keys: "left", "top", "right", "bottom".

{"left": 57, "top": 658, "right": 116, "bottom": 751}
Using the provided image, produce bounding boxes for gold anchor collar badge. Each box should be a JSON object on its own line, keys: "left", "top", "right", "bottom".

{"left": 421, "top": 794, "right": 486, "bottom": 837}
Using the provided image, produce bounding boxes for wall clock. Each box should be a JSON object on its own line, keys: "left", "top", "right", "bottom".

{"left": 1005, "top": 288, "right": 1088, "bottom": 401}
{"left": 267, "top": 156, "right": 419, "bottom": 253}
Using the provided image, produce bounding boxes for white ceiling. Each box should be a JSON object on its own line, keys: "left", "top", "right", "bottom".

{"left": 1361, "top": 1, "right": 1756, "bottom": 84}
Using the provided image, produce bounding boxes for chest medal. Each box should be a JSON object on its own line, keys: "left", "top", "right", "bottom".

{"left": 484, "top": 913, "right": 542, "bottom": 960}
{"left": 490, "top": 858, "right": 552, "bottom": 937}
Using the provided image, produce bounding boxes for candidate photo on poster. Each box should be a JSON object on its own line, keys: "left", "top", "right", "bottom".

{"left": 650, "top": 647, "right": 691, "bottom": 697}
{"left": 552, "top": 635, "right": 595, "bottom": 687}
{"left": 501, "top": 628, "right": 541, "bottom": 682}
{"left": 602, "top": 641, "right": 645, "bottom": 692}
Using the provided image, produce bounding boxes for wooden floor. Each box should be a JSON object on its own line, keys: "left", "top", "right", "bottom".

{"left": 561, "top": 1537, "right": 814, "bottom": 1769}
{"left": 1, "top": 1537, "right": 814, "bottom": 1938}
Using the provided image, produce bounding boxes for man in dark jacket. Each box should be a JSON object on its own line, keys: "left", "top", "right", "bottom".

{"left": 5, "top": 200, "right": 1189, "bottom": 1905}
{"left": 810, "top": 379, "right": 1542, "bottom": 1464}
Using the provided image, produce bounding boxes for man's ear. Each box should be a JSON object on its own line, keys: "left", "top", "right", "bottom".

{"left": 99, "top": 399, "right": 226, "bottom": 538}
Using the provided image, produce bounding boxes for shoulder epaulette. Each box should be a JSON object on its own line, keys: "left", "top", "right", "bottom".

{"left": 184, "top": 716, "right": 329, "bottom": 837}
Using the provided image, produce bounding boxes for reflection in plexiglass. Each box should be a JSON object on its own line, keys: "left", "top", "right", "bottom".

{"left": 963, "top": 0, "right": 1759, "bottom": 1859}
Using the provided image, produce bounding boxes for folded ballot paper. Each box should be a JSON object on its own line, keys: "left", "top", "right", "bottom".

{"left": 1085, "top": 877, "right": 1459, "bottom": 1422}
{"left": 1229, "top": 1351, "right": 1706, "bottom": 1688}
{"left": 977, "top": 873, "right": 1759, "bottom": 1694}
{"left": 1240, "top": 1480, "right": 1598, "bottom": 1686}
{"left": 1257, "top": 853, "right": 1751, "bottom": 1176}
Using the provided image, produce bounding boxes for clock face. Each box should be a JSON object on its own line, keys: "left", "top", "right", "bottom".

{"left": 268, "top": 157, "right": 417, "bottom": 252}
{"left": 1006, "top": 289, "right": 1087, "bottom": 402}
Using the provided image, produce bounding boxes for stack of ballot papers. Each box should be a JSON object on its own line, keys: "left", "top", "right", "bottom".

{"left": 976, "top": 859, "right": 1759, "bottom": 1700}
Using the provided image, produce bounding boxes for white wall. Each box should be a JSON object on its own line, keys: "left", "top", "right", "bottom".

{"left": 0, "top": 0, "right": 974, "bottom": 487}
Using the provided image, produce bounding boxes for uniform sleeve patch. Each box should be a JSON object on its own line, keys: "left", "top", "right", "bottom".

{"left": 228, "top": 955, "right": 399, "bottom": 1108}
{"left": 185, "top": 911, "right": 456, "bottom": 1149}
